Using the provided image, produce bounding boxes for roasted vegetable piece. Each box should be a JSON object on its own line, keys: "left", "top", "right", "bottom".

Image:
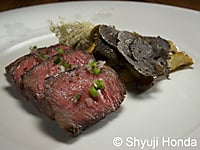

{"left": 167, "top": 41, "right": 193, "bottom": 71}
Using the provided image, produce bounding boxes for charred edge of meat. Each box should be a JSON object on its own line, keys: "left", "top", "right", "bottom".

{"left": 5, "top": 54, "right": 32, "bottom": 80}
{"left": 5, "top": 44, "right": 72, "bottom": 89}
{"left": 5, "top": 44, "right": 69, "bottom": 75}
{"left": 5, "top": 54, "right": 42, "bottom": 89}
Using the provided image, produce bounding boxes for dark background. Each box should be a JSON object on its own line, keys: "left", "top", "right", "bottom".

{"left": 0, "top": 0, "right": 200, "bottom": 12}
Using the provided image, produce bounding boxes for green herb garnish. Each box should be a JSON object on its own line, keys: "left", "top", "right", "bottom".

{"left": 53, "top": 57, "right": 61, "bottom": 64}
{"left": 94, "top": 80, "right": 105, "bottom": 90}
{"left": 89, "top": 61, "right": 97, "bottom": 68}
{"left": 61, "top": 62, "right": 71, "bottom": 70}
{"left": 30, "top": 45, "right": 48, "bottom": 60}
{"left": 93, "top": 68, "right": 100, "bottom": 75}
{"left": 73, "top": 93, "right": 81, "bottom": 103}
{"left": 89, "top": 86, "right": 99, "bottom": 97}
{"left": 31, "top": 45, "right": 38, "bottom": 51}
{"left": 88, "top": 61, "right": 101, "bottom": 75}
{"left": 53, "top": 56, "right": 72, "bottom": 71}
{"left": 39, "top": 54, "right": 48, "bottom": 60}
{"left": 56, "top": 47, "right": 64, "bottom": 55}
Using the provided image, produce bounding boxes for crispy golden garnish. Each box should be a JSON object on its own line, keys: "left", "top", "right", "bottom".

{"left": 86, "top": 43, "right": 96, "bottom": 53}
{"left": 50, "top": 20, "right": 95, "bottom": 49}
{"left": 168, "top": 41, "right": 193, "bottom": 71}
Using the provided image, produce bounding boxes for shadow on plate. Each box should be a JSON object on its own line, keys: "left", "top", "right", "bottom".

{"left": 3, "top": 74, "right": 124, "bottom": 143}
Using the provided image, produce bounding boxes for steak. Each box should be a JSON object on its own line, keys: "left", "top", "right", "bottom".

{"left": 5, "top": 44, "right": 71, "bottom": 89}
{"left": 22, "top": 50, "right": 94, "bottom": 117}
{"left": 44, "top": 65, "right": 126, "bottom": 136}
{"left": 5, "top": 43, "right": 126, "bottom": 137}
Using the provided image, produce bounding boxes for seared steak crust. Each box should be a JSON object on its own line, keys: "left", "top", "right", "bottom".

{"left": 5, "top": 44, "right": 71, "bottom": 88}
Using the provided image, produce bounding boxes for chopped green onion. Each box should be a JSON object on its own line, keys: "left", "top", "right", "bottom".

{"left": 89, "top": 61, "right": 97, "bottom": 68}
{"left": 53, "top": 56, "right": 72, "bottom": 71}
{"left": 30, "top": 45, "right": 38, "bottom": 51}
{"left": 53, "top": 57, "right": 61, "bottom": 64}
{"left": 93, "top": 68, "right": 100, "bottom": 75}
{"left": 88, "top": 61, "right": 101, "bottom": 75}
{"left": 89, "top": 86, "right": 99, "bottom": 97}
{"left": 94, "top": 80, "right": 105, "bottom": 90}
{"left": 56, "top": 47, "right": 64, "bottom": 55}
{"left": 73, "top": 93, "right": 81, "bottom": 103}
{"left": 39, "top": 54, "right": 48, "bottom": 60}
{"left": 30, "top": 45, "right": 48, "bottom": 60}
{"left": 61, "top": 62, "right": 71, "bottom": 70}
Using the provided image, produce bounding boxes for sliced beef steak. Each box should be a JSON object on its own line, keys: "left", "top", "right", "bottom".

{"left": 44, "top": 65, "right": 126, "bottom": 136}
{"left": 5, "top": 43, "right": 126, "bottom": 137}
{"left": 5, "top": 44, "right": 71, "bottom": 89}
{"left": 22, "top": 50, "right": 94, "bottom": 117}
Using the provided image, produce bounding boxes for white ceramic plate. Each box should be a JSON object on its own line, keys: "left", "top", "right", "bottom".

{"left": 0, "top": 1, "right": 200, "bottom": 150}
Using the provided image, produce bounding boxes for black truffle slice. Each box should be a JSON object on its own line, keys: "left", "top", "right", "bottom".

{"left": 117, "top": 30, "right": 170, "bottom": 78}
{"left": 99, "top": 25, "right": 119, "bottom": 47}
{"left": 92, "top": 25, "right": 171, "bottom": 91}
